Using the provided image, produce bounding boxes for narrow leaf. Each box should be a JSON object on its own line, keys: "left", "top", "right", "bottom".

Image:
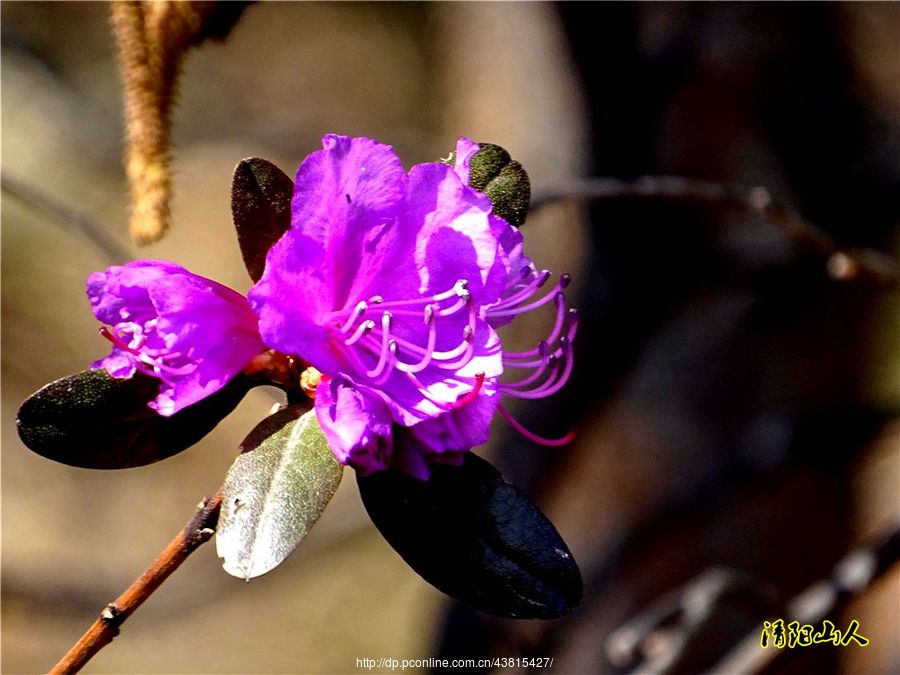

{"left": 217, "top": 405, "right": 343, "bottom": 580}
{"left": 357, "top": 452, "right": 581, "bottom": 619}
{"left": 16, "top": 370, "right": 252, "bottom": 469}
{"left": 231, "top": 157, "right": 293, "bottom": 282}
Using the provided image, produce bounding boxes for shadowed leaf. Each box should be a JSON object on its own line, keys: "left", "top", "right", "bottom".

{"left": 16, "top": 370, "right": 253, "bottom": 469}
{"left": 357, "top": 452, "right": 581, "bottom": 619}
{"left": 217, "top": 405, "right": 343, "bottom": 580}
{"left": 231, "top": 157, "right": 293, "bottom": 281}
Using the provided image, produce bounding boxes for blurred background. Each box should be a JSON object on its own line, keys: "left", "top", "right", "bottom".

{"left": 2, "top": 3, "right": 897, "bottom": 673}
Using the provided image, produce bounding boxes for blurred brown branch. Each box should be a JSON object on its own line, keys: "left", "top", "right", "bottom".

{"left": 604, "top": 519, "right": 900, "bottom": 674}
{"left": 710, "top": 520, "right": 900, "bottom": 674}
{"left": 49, "top": 492, "right": 222, "bottom": 675}
{"left": 1, "top": 172, "right": 129, "bottom": 263}
{"left": 532, "top": 176, "right": 899, "bottom": 287}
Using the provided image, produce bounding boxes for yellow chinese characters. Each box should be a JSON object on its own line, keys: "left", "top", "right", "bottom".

{"left": 760, "top": 619, "right": 870, "bottom": 648}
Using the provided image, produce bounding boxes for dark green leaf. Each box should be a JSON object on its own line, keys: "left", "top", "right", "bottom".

{"left": 16, "top": 370, "right": 253, "bottom": 469}
{"left": 217, "top": 405, "right": 343, "bottom": 579}
{"left": 357, "top": 452, "right": 581, "bottom": 619}
{"left": 231, "top": 157, "right": 293, "bottom": 282}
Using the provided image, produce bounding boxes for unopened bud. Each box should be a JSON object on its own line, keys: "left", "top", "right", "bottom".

{"left": 443, "top": 142, "right": 531, "bottom": 228}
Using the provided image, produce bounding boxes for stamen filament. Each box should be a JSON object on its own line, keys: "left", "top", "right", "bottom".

{"left": 339, "top": 301, "right": 369, "bottom": 333}
{"left": 503, "top": 296, "right": 567, "bottom": 360}
{"left": 436, "top": 291, "right": 470, "bottom": 317}
{"left": 502, "top": 338, "right": 574, "bottom": 399}
{"left": 357, "top": 279, "right": 467, "bottom": 312}
{"left": 396, "top": 310, "right": 438, "bottom": 374}
{"left": 491, "top": 269, "right": 551, "bottom": 310}
{"left": 447, "top": 372, "right": 485, "bottom": 409}
{"left": 365, "top": 312, "right": 394, "bottom": 379}
{"left": 99, "top": 326, "right": 138, "bottom": 354}
{"left": 489, "top": 274, "right": 571, "bottom": 318}
{"left": 405, "top": 371, "right": 485, "bottom": 411}
{"left": 497, "top": 403, "right": 576, "bottom": 447}
{"left": 500, "top": 347, "right": 554, "bottom": 389}
{"left": 344, "top": 319, "right": 375, "bottom": 346}
{"left": 141, "top": 356, "right": 194, "bottom": 376}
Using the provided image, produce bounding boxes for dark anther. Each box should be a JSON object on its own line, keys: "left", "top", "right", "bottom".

{"left": 345, "top": 193, "right": 352, "bottom": 204}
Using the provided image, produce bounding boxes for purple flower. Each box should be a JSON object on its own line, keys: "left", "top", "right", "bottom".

{"left": 250, "top": 135, "right": 577, "bottom": 479}
{"left": 88, "top": 260, "right": 265, "bottom": 416}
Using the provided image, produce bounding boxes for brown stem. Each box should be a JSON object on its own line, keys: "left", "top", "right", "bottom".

{"left": 531, "top": 176, "right": 899, "bottom": 287}
{"left": 49, "top": 492, "right": 223, "bottom": 675}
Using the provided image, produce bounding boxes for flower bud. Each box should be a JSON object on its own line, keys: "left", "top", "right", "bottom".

{"left": 444, "top": 142, "right": 531, "bottom": 227}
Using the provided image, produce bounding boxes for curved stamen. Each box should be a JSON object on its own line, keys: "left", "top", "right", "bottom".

{"left": 497, "top": 403, "right": 576, "bottom": 447}
{"left": 99, "top": 325, "right": 138, "bottom": 354}
{"left": 491, "top": 269, "right": 551, "bottom": 310}
{"left": 386, "top": 332, "right": 468, "bottom": 361}
{"left": 366, "top": 312, "right": 394, "bottom": 379}
{"left": 503, "top": 295, "right": 568, "bottom": 360}
{"left": 488, "top": 274, "right": 572, "bottom": 319}
{"left": 369, "top": 340, "right": 398, "bottom": 385}
{"left": 503, "top": 340, "right": 549, "bottom": 369}
{"left": 339, "top": 301, "right": 368, "bottom": 333}
{"left": 436, "top": 290, "right": 471, "bottom": 317}
{"left": 566, "top": 308, "right": 579, "bottom": 341}
{"left": 501, "top": 344, "right": 554, "bottom": 388}
{"left": 405, "top": 371, "right": 484, "bottom": 411}
{"left": 387, "top": 302, "right": 475, "bottom": 370}
{"left": 502, "top": 353, "right": 561, "bottom": 392}
{"left": 396, "top": 307, "right": 438, "bottom": 374}
{"left": 433, "top": 301, "right": 477, "bottom": 370}
{"left": 503, "top": 337, "right": 574, "bottom": 399}
{"left": 344, "top": 319, "right": 375, "bottom": 346}
{"left": 438, "top": 339, "right": 475, "bottom": 371}
{"left": 359, "top": 279, "right": 468, "bottom": 312}
{"left": 447, "top": 372, "right": 485, "bottom": 409}
{"left": 140, "top": 354, "right": 194, "bottom": 377}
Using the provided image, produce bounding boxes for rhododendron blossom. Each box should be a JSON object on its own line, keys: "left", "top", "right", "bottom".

{"left": 249, "top": 135, "right": 577, "bottom": 479}
{"left": 88, "top": 261, "right": 265, "bottom": 415}
{"left": 86, "top": 135, "right": 576, "bottom": 479}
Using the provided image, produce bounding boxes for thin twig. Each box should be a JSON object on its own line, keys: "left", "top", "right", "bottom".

{"left": 603, "top": 520, "right": 900, "bottom": 674}
{"left": 2, "top": 172, "right": 130, "bottom": 263}
{"left": 708, "top": 520, "right": 900, "bottom": 675}
{"left": 49, "top": 492, "right": 223, "bottom": 675}
{"left": 531, "top": 176, "right": 899, "bottom": 286}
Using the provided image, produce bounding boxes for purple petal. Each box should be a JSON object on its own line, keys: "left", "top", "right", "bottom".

{"left": 92, "top": 350, "right": 136, "bottom": 379}
{"left": 405, "top": 162, "right": 506, "bottom": 306}
{"left": 390, "top": 391, "right": 498, "bottom": 480}
{"left": 88, "top": 259, "right": 264, "bottom": 416}
{"left": 408, "top": 390, "right": 498, "bottom": 456}
{"left": 314, "top": 375, "right": 393, "bottom": 474}
{"left": 452, "top": 137, "right": 480, "bottom": 184}
{"left": 291, "top": 134, "right": 409, "bottom": 309}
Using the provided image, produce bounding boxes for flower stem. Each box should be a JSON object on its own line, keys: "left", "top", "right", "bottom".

{"left": 49, "top": 491, "right": 223, "bottom": 674}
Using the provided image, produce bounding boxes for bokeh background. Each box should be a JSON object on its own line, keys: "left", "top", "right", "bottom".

{"left": 2, "top": 3, "right": 897, "bottom": 674}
